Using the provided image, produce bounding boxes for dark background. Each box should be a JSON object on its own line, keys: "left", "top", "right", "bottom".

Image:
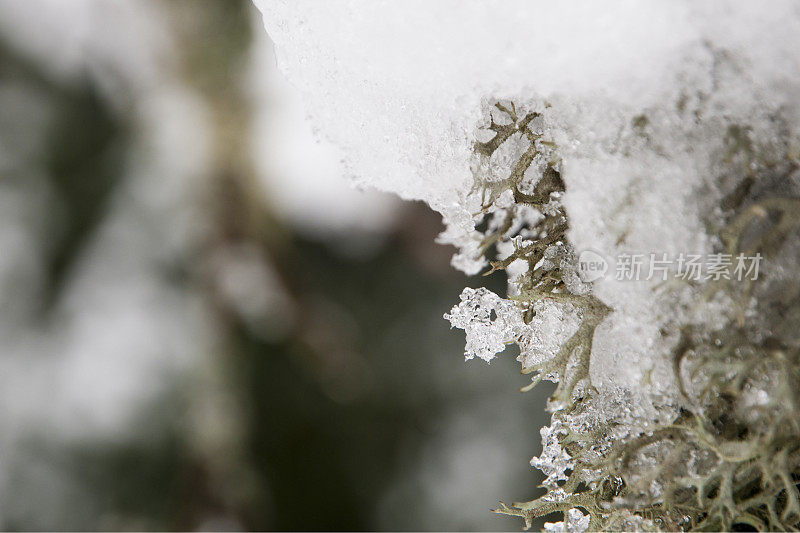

{"left": 0, "top": 0, "right": 549, "bottom": 529}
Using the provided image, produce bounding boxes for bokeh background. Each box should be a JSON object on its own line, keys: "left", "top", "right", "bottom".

{"left": 0, "top": 1, "right": 551, "bottom": 530}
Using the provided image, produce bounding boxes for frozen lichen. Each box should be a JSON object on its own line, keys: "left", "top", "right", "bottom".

{"left": 475, "top": 94, "right": 800, "bottom": 531}
{"left": 253, "top": 2, "right": 800, "bottom": 530}
{"left": 435, "top": 85, "right": 800, "bottom": 532}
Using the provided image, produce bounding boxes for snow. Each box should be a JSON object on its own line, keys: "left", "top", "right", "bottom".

{"left": 252, "top": 0, "right": 800, "bottom": 210}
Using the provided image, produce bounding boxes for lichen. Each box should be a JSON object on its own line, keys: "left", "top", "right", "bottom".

{"left": 447, "top": 100, "right": 800, "bottom": 531}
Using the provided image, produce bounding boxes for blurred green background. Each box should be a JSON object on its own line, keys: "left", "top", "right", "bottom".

{"left": 0, "top": 0, "right": 549, "bottom": 530}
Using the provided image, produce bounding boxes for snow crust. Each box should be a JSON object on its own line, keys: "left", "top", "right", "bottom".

{"left": 253, "top": 0, "right": 800, "bottom": 208}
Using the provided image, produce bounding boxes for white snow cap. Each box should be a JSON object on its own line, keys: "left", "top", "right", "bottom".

{"left": 253, "top": 0, "right": 800, "bottom": 398}
{"left": 252, "top": 0, "right": 800, "bottom": 211}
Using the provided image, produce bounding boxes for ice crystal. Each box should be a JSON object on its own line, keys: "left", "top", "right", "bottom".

{"left": 531, "top": 422, "right": 574, "bottom": 489}
{"left": 443, "top": 287, "right": 523, "bottom": 362}
{"left": 543, "top": 508, "right": 590, "bottom": 533}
